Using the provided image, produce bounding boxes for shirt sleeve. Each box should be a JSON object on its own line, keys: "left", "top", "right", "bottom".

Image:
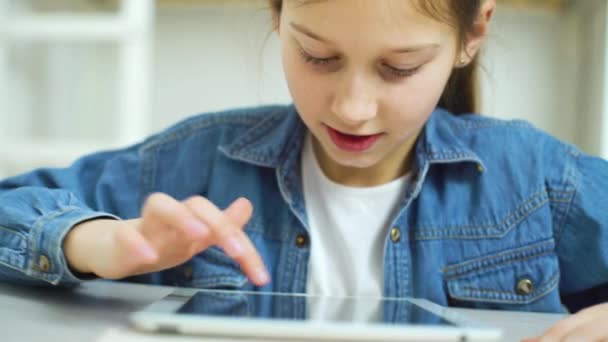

{"left": 0, "top": 142, "right": 145, "bottom": 287}
{"left": 548, "top": 139, "right": 608, "bottom": 307}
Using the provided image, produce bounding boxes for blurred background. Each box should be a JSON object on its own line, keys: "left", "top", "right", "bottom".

{"left": 0, "top": 0, "right": 607, "bottom": 178}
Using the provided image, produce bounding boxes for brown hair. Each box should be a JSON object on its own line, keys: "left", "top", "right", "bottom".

{"left": 269, "top": 0, "right": 483, "bottom": 115}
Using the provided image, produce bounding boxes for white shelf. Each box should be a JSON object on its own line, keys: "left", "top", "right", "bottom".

{"left": 0, "top": 0, "right": 154, "bottom": 177}
{"left": 5, "top": 15, "right": 130, "bottom": 42}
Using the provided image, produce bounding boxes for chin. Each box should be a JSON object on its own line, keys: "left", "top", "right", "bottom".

{"left": 328, "top": 151, "right": 384, "bottom": 169}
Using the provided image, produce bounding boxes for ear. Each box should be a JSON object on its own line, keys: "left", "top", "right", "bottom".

{"left": 458, "top": 0, "right": 496, "bottom": 66}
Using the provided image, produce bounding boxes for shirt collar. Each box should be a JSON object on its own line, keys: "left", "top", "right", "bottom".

{"left": 416, "top": 107, "right": 486, "bottom": 171}
{"left": 219, "top": 105, "right": 306, "bottom": 168}
{"left": 220, "top": 105, "right": 485, "bottom": 172}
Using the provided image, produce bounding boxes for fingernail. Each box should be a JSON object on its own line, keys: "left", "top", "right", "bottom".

{"left": 224, "top": 237, "right": 245, "bottom": 257}
{"left": 255, "top": 267, "right": 270, "bottom": 285}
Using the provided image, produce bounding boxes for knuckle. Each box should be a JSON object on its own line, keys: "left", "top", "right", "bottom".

{"left": 187, "top": 225, "right": 211, "bottom": 241}
{"left": 184, "top": 195, "right": 209, "bottom": 208}
{"left": 147, "top": 192, "right": 166, "bottom": 202}
{"left": 144, "top": 192, "right": 169, "bottom": 209}
{"left": 183, "top": 197, "right": 216, "bottom": 219}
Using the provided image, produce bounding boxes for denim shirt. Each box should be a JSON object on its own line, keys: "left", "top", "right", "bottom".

{"left": 1, "top": 105, "right": 607, "bottom": 314}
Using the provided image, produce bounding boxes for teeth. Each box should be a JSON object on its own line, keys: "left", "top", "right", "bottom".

{"left": 346, "top": 133, "right": 372, "bottom": 138}
{"left": 338, "top": 130, "right": 367, "bottom": 137}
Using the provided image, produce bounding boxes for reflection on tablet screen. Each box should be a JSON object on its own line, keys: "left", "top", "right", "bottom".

{"left": 176, "top": 291, "right": 455, "bottom": 326}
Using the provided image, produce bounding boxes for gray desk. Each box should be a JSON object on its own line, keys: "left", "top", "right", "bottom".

{"left": 0, "top": 280, "right": 565, "bottom": 342}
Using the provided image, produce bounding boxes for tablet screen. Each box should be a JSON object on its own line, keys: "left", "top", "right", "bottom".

{"left": 176, "top": 291, "right": 456, "bottom": 326}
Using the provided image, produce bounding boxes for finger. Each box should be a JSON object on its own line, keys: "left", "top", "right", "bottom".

{"left": 537, "top": 307, "right": 602, "bottom": 342}
{"left": 142, "top": 193, "right": 210, "bottom": 239}
{"left": 112, "top": 224, "right": 159, "bottom": 275}
{"left": 562, "top": 317, "right": 608, "bottom": 342}
{"left": 184, "top": 196, "right": 269, "bottom": 286}
{"left": 223, "top": 197, "right": 254, "bottom": 228}
{"left": 182, "top": 197, "right": 252, "bottom": 255}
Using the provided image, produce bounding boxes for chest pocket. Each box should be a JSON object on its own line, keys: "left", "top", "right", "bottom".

{"left": 443, "top": 239, "right": 564, "bottom": 313}
{"left": 187, "top": 246, "right": 248, "bottom": 290}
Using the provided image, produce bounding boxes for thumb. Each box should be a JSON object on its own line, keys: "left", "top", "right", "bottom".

{"left": 115, "top": 220, "right": 158, "bottom": 263}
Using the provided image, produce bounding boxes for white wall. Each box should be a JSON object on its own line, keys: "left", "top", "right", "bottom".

{"left": 479, "top": 1, "right": 607, "bottom": 156}
{"left": 150, "top": 2, "right": 290, "bottom": 131}
{"left": 480, "top": 7, "right": 580, "bottom": 145}
{"left": 575, "top": 0, "right": 608, "bottom": 157}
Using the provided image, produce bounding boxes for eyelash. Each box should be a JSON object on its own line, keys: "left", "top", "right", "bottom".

{"left": 298, "top": 48, "right": 338, "bottom": 65}
{"left": 382, "top": 64, "right": 422, "bottom": 78}
{"left": 297, "top": 48, "right": 421, "bottom": 78}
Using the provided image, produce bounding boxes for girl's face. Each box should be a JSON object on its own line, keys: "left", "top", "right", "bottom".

{"left": 276, "top": 0, "right": 465, "bottom": 176}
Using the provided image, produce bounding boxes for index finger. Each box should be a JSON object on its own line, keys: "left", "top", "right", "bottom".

{"left": 184, "top": 196, "right": 270, "bottom": 286}
{"left": 142, "top": 193, "right": 209, "bottom": 239}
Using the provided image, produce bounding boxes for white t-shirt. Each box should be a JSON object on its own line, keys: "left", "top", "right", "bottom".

{"left": 301, "top": 134, "right": 410, "bottom": 321}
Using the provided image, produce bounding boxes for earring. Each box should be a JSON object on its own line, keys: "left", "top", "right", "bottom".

{"left": 458, "top": 57, "right": 467, "bottom": 67}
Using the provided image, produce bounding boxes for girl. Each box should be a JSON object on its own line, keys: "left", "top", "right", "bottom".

{"left": 1, "top": 0, "right": 607, "bottom": 340}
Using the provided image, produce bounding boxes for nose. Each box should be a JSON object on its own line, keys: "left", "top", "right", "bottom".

{"left": 330, "top": 72, "right": 378, "bottom": 126}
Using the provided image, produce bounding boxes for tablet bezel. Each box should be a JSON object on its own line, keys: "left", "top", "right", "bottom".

{"left": 130, "top": 288, "right": 502, "bottom": 341}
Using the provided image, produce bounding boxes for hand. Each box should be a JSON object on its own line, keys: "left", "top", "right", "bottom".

{"left": 522, "top": 303, "right": 608, "bottom": 342}
{"left": 63, "top": 193, "right": 270, "bottom": 286}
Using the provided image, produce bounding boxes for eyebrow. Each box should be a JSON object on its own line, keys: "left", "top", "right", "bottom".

{"left": 390, "top": 44, "right": 440, "bottom": 54}
{"left": 290, "top": 22, "right": 334, "bottom": 44}
{"left": 289, "top": 22, "right": 440, "bottom": 53}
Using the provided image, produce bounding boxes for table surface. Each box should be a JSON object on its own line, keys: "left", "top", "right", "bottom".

{"left": 0, "top": 280, "right": 566, "bottom": 342}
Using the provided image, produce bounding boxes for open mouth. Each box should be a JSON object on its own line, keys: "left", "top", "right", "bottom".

{"left": 326, "top": 126, "right": 383, "bottom": 152}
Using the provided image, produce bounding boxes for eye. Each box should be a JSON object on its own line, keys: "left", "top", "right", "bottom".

{"left": 298, "top": 48, "right": 340, "bottom": 66}
{"left": 382, "top": 63, "right": 422, "bottom": 79}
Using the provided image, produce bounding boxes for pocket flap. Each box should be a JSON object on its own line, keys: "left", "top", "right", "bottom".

{"left": 189, "top": 246, "right": 248, "bottom": 289}
{"left": 444, "top": 239, "right": 560, "bottom": 305}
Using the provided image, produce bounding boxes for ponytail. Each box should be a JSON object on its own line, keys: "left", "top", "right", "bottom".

{"left": 439, "top": 55, "right": 479, "bottom": 115}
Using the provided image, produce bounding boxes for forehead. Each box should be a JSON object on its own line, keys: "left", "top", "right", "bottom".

{"left": 285, "top": 0, "right": 444, "bottom": 22}
{"left": 283, "top": 0, "right": 451, "bottom": 45}
{"left": 287, "top": 0, "right": 419, "bottom": 19}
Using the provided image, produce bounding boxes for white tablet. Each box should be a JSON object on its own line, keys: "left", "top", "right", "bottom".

{"left": 130, "top": 288, "right": 502, "bottom": 341}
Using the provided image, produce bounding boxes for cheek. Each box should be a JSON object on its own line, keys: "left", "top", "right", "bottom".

{"left": 282, "top": 49, "right": 330, "bottom": 118}
{"left": 395, "top": 60, "right": 452, "bottom": 102}
{"left": 383, "top": 58, "right": 454, "bottom": 123}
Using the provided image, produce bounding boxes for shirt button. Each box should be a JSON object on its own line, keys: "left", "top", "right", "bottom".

{"left": 38, "top": 255, "right": 51, "bottom": 272}
{"left": 390, "top": 227, "right": 401, "bottom": 243}
{"left": 295, "top": 234, "right": 308, "bottom": 248}
{"left": 183, "top": 266, "right": 193, "bottom": 280}
{"left": 516, "top": 278, "right": 534, "bottom": 295}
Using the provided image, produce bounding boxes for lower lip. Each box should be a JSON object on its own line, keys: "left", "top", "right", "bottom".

{"left": 326, "top": 126, "right": 382, "bottom": 152}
